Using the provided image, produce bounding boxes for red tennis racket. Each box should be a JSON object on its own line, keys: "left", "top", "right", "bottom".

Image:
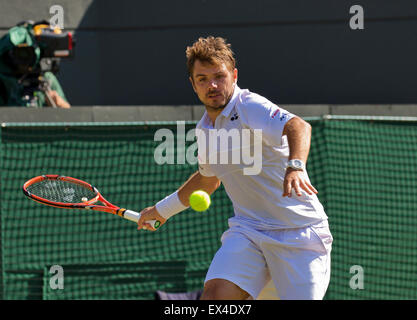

{"left": 22, "top": 175, "right": 160, "bottom": 229}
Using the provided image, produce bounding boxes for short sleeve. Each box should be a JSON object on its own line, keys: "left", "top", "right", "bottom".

{"left": 236, "top": 90, "right": 295, "bottom": 147}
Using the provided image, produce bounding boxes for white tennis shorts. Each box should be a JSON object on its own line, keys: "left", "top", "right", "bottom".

{"left": 205, "top": 219, "right": 333, "bottom": 300}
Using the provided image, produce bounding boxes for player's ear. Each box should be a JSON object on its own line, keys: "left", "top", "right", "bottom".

{"left": 233, "top": 68, "right": 238, "bottom": 84}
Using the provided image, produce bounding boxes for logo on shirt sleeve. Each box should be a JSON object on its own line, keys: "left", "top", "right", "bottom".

{"left": 271, "top": 106, "right": 288, "bottom": 121}
{"left": 271, "top": 108, "right": 280, "bottom": 119}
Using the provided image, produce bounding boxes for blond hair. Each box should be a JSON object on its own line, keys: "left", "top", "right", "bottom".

{"left": 186, "top": 36, "right": 236, "bottom": 77}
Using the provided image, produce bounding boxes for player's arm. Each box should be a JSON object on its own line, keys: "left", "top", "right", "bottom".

{"left": 137, "top": 171, "right": 220, "bottom": 231}
{"left": 282, "top": 116, "right": 318, "bottom": 197}
{"left": 177, "top": 171, "right": 221, "bottom": 206}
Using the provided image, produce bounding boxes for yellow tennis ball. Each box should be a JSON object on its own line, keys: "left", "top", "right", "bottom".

{"left": 189, "top": 190, "right": 211, "bottom": 212}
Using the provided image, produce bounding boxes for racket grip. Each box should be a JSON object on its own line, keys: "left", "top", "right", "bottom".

{"left": 123, "top": 209, "right": 161, "bottom": 229}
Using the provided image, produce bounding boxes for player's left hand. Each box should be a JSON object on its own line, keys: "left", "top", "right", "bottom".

{"left": 282, "top": 168, "right": 318, "bottom": 197}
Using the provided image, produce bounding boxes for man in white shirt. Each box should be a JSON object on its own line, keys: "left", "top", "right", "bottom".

{"left": 138, "top": 36, "right": 333, "bottom": 300}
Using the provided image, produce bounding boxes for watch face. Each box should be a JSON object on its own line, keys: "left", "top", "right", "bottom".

{"left": 293, "top": 160, "right": 302, "bottom": 167}
{"left": 289, "top": 160, "right": 304, "bottom": 170}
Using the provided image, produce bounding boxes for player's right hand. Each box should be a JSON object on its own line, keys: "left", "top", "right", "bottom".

{"left": 137, "top": 206, "right": 167, "bottom": 231}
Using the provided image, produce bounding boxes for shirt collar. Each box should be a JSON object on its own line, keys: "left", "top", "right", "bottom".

{"left": 220, "top": 84, "right": 241, "bottom": 118}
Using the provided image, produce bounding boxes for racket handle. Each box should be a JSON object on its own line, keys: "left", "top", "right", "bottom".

{"left": 123, "top": 209, "right": 161, "bottom": 229}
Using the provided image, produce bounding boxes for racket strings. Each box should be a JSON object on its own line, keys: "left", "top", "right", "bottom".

{"left": 26, "top": 179, "right": 97, "bottom": 204}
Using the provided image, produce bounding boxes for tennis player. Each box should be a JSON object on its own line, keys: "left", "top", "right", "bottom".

{"left": 138, "top": 36, "right": 333, "bottom": 300}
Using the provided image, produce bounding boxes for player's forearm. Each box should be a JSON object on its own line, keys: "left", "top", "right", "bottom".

{"left": 177, "top": 171, "right": 221, "bottom": 206}
{"left": 283, "top": 117, "right": 312, "bottom": 163}
{"left": 153, "top": 171, "right": 219, "bottom": 221}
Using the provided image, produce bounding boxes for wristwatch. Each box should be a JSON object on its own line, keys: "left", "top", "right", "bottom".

{"left": 286, "top": 159, "right": 305, "bottom": 171}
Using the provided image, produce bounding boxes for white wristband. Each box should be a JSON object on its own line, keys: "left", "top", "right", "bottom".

{"left": 155, "top": 191, "right": 189, "bottom": 220}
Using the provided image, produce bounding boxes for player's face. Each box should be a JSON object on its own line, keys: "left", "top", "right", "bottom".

{"left": 190, "top": 60, "right": 237, "bottom": 111}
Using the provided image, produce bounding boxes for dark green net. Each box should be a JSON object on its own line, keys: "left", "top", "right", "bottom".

{"left": 1, "top": 119, "right": 417, "bottom": 299}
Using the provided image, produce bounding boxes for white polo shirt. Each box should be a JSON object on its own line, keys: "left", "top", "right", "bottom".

{"left": 196, "top": 85, "right": 328, "bottom": 230}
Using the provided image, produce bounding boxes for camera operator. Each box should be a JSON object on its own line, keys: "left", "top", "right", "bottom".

{"left": 0, "top": 20, "right": 74, "bottom": 108}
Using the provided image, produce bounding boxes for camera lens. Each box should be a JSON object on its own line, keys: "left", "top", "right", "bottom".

{"left": 10, "top": 46, "right": 36, "bottom": 66}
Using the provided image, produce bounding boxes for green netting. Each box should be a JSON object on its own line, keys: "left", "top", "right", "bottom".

{"left": 42, "top": 261, "right": 188, "bottom": 300}
{"left": 308, "top": 119, "right": 417, "bottom": 300}
{"left": 0, "top": 124, "right": 230, "bottom": 300}
{"left": 1, "top": 119, "right": 417, "bottom": 300}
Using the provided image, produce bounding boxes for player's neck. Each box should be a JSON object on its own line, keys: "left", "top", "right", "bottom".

{"left": 205, "top": 106, "right": 224, "bottom": 127}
